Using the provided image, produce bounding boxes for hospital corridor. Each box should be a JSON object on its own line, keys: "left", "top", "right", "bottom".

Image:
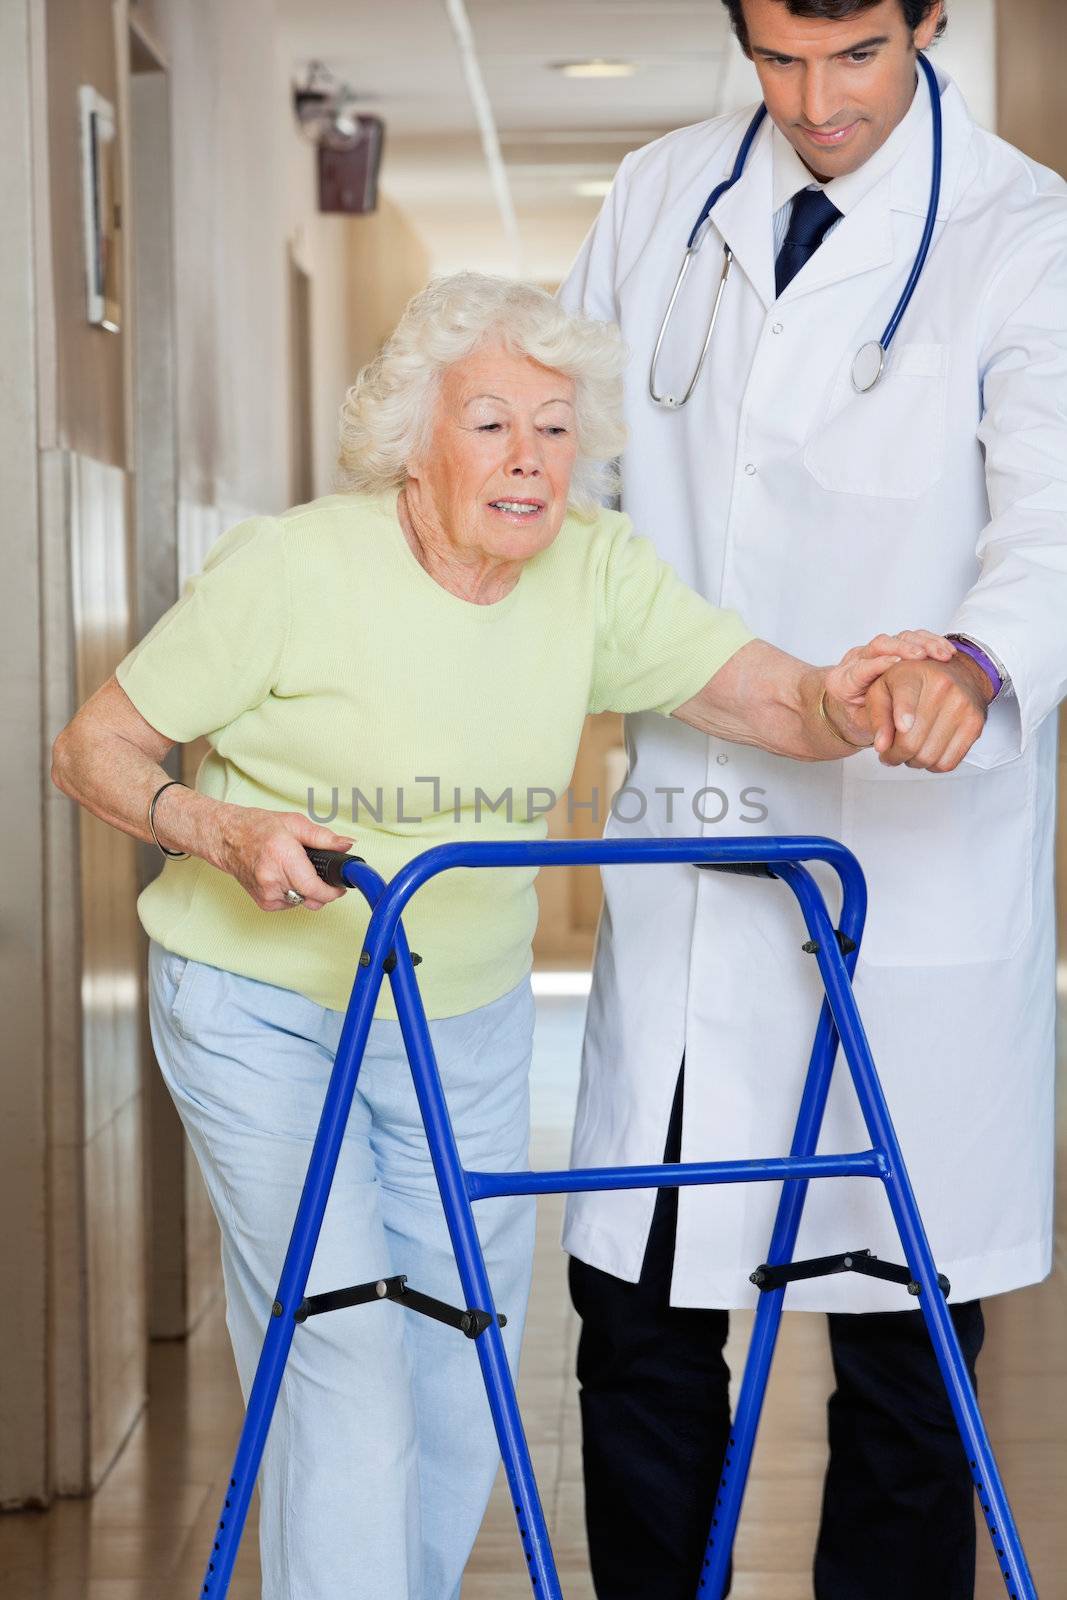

{"left": 2, "top": 2, "right": 1066, "bottom": 1598}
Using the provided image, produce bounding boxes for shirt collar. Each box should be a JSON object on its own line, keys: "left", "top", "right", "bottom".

{"left": 770, "top": 70, "right": 931, "bottom": 216}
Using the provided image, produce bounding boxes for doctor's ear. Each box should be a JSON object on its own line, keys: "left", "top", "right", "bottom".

{"left": 912, "top": 1, "right": 947, "bottom": 51}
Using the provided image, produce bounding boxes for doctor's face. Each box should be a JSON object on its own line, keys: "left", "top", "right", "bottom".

{"left": 739, "top": 0, "right": 944, "bottom": 180}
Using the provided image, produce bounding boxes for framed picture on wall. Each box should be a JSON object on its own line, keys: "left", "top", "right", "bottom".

{"left": 79, "top": 85, "right": 121, "bottom": 333}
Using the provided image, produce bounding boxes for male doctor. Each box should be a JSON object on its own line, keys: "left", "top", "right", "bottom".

{"left": 558, "top": 2, "right": 1067, "bottom": 1596}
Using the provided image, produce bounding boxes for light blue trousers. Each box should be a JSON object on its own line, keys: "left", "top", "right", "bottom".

{"left": 147, "top": 942, "right": 537, "bottom": 1600}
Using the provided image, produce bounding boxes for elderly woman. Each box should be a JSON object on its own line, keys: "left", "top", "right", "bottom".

{"left": 52, "top": 273, "right": 951, "bottom": 1600}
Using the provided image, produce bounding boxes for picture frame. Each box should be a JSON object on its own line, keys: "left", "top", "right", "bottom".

{"left": 78, "top": 85, "right": 121, "bottom": 332}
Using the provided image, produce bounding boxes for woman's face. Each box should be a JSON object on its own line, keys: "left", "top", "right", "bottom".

{"left": 409, "top": 343, "right": 579, "bottom": 564}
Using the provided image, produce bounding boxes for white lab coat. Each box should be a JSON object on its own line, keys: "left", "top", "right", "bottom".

{"left": 558, "top": 69, "right": 1067, "bottom": 1310}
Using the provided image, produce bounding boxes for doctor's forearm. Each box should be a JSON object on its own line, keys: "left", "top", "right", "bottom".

{"left": 672, "top": 641, "right": 862, "bottom": 762}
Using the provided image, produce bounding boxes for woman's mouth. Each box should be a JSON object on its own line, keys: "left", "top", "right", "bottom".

{"left": 488, "top": 499, "right": 546, "bottom": 520}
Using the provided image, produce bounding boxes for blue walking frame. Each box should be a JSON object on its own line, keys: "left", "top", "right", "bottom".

{"left": 198, "top": 836, "right": 1037, "bottom": 1600}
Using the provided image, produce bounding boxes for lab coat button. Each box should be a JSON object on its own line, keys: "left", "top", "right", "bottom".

{"left": 772, "top": 322, "right": 784, "bottom": 335}
{"left": 744, "top": 462, "right": 757, "bottom": 476}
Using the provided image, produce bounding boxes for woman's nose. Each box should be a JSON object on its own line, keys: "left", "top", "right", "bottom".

{"left": 506, "top": 432, "right": 544, "bottom": 475}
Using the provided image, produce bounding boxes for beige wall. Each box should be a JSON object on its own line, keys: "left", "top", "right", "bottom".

{"left": 1, "top": 0, "right": 430, "bottom": 1507}
{"left": 996, "top": 0, "right": 1067, "bottom": 173}
{"left": 291, "top": 200, "right": 431, "bottom": 500}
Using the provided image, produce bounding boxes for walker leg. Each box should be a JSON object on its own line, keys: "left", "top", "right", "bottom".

{"left": 198, "top": 955, "right": 387, "bottom": 1598}
{"left": 697, "top": 996, "right": 844, "bottom": 1600}
{"left": 388, "top": 932, "right": 562, "bottom": 1600}
{"left": 810, "top": 899, "right": 1038, "bottom": 1600}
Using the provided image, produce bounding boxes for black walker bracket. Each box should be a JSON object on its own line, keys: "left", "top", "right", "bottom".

{"left": 750, "top": 1248, "right": 950, "bottom": 1299}
{"left": 693, "top": 861, "right": 856, "bottom": 954}
{"left": 284, "top": 1273, "right": 507, "bottom": 1340}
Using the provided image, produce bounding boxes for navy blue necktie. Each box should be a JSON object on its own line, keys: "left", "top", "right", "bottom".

{"left": 775, "top": 188, "right": 842, "bottom": 296}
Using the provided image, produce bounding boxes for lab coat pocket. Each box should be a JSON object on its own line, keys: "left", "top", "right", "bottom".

{"left": 840, "top": 751, "right": 1033, "bottom": 967}
{"left": 803, "top": 342, "right": 948, "bottom": 500}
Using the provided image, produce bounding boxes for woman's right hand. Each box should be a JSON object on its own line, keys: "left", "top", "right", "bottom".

{"left": 212, "top": 806, "right": 358, "bottom": 912}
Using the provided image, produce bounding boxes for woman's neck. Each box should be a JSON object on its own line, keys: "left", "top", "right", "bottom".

{"left": 397, "top": 485, "right": 523, "bottom": 606}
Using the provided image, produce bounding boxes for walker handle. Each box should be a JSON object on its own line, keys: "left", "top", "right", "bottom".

{"left": 305, "top": 847, "right": 365, "bottom": 888}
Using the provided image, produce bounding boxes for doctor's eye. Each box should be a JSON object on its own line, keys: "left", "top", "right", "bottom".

{"left": 845, "top": 49, "right": 878, "bottom": 64}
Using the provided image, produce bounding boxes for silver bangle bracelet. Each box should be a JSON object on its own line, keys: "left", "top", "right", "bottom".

{"left": 149, "top": 779, "right": 191, "bottom": 860}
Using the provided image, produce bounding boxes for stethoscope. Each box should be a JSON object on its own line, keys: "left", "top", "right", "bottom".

{"left": 648, "top": 52, "right": 944, "bottom": 407}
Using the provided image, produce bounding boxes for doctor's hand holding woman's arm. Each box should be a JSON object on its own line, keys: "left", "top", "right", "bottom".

{"left": 864, "top": 649, "right": 997, "bottom": 770}
{"left": 674, "top": 627, "right": 977, "bottom": 769}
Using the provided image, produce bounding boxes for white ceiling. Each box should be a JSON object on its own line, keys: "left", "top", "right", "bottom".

{"left": 275, "top": 0, "right": 996, "bottom": 281}
{"left": 275, "top": 0, "right": 759, "bottom": 277}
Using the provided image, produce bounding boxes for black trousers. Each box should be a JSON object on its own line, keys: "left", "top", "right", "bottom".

{"left": 569, "top": 1067, "right": 985, "bottom": 1600}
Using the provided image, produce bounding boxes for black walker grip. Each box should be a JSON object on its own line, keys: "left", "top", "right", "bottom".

{"left": 304, "top": 847, "right": 364, "bottom": 889}
{"left": 695, "top": 861, "right": 777, "bottom": 880}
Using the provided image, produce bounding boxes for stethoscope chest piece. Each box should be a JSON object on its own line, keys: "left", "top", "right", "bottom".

{"left": 851, "top": 340, "right": 887, "bottom": 394}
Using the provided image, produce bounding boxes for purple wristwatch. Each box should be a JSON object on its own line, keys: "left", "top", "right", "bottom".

{"left": 945, "top": 635, "right": 1004, "bottom": 701}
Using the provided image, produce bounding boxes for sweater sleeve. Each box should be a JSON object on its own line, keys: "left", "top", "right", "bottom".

{"left": 588, "top": 515, "right": 753, "bottom": 716}
{"left": 115, "top": 516, "right": 290, "bottom": 742}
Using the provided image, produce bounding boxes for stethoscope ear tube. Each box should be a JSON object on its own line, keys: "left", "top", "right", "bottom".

{"left": 648, "top": 102, "right": 767, "bottom": 409}
{"left": 648, "top": 247, "right": 734, "bottom": 410}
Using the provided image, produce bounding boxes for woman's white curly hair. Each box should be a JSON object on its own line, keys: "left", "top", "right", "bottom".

{"left": 337, "top": 272, "right": 628, "bottom": 516}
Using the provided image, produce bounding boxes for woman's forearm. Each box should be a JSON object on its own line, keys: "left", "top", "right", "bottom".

{"left": 51, "top": 677, "right": 226, "bottom": 861}
{"left": 673, "top": 641, "right": 866, "bottom": 761}
{"left": 52, "top": 676, "right": 355, "bottom": 912}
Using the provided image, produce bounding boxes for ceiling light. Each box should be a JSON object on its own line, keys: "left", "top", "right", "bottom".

{"left": 574, "top": 179, "right": 613, "bottom": 198}
{"left": 554, "top": 60, "right": 639, "bottom": 79}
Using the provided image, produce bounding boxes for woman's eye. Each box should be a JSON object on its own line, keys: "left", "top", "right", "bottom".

{"left": 477, "top": 422, "right": 503, "bottom": 432}
{"left": 541, "top": 425, "right": 569, "bottom": 437}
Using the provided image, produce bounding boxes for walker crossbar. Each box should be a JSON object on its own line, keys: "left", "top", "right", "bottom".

{"left": 464, "top": 1149, "right": 887, "bottom": 1199}
{"left": 200, "top": 836, "right": 1036, "bottom": 1600}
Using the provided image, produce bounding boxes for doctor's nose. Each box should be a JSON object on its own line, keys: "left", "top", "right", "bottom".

{"left": 799, "top": 69, "right": 842, "bottom": 132}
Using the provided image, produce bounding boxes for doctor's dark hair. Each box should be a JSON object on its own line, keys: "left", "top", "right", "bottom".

{"left": 721, "top": 0, "right": 948, "bottom": 54}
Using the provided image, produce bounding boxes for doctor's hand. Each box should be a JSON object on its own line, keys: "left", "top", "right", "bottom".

{"left": 822, "top": 630, "right": 957, "bottom": 749}
{"left": 865, "top": 648, "right": 995, "bottom": 771}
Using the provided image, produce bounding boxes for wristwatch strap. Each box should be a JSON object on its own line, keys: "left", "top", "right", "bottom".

{"left": 945, "top": 635, "right": 1005, "bottom": 702}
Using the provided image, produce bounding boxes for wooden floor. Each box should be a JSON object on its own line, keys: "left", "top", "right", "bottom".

{"left": 1, "top": 991, "right": 1064, "bottom": 1599}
